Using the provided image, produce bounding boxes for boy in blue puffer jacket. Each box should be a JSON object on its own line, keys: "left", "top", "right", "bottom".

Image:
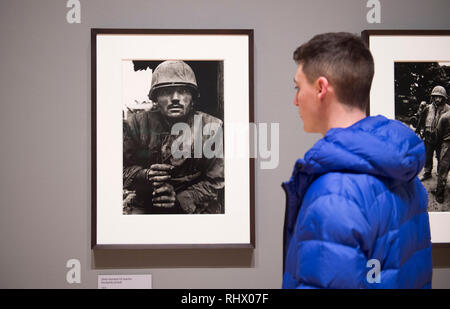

{"left": 282, "top": 32, "right": 432, "bottom": 289}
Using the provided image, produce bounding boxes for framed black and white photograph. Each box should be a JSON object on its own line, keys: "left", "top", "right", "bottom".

{"left": 363, "top": 30, "right": 450, "bottom": 243}
{"left": 92, "top": 29, "right": 254, "bottom": 248}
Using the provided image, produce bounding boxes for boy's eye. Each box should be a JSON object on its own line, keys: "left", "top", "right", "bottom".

{"left": 294, "top": 86, "right": 299, "bottom": 91}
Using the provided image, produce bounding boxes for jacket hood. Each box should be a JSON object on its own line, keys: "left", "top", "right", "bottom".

{"left": 301, "top": 115, "right": 425, "bottom": 182}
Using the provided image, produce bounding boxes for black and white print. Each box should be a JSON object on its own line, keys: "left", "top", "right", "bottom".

{"left": 122, "top": 60, "right": 225, "bottom": 215}
{"left": 395, "top": 61, "right": 450, "bottom": 212}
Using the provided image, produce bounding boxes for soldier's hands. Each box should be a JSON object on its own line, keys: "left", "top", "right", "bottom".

{"left": 146, "top": 164, "right": 174, "bottom": 183}
{"left": 152, "top": 182, "right": 176, "bottom": 208}
{"left": 147, "top": 164, "right": 176, "bottom": 208}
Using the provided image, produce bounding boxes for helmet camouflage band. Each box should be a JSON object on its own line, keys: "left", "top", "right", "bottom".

{"left": 431, "top": 85, "right": 447, "bottom": 99}
{"left": 148, "top": 60, "right": 199, "bottom": 101}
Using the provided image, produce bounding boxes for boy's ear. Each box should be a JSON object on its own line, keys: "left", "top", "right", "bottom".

{"left": 316, "top": 77, "right": 329, "bottom": 100}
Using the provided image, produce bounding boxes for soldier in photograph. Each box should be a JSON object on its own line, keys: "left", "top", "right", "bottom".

{"left": 415, "top": 85, "right": 449, "bottom": 181}
{"left": 410, "top": 100, "right": 428, "bottom": 128}
{"left": 435, "top": 104, "right": 450, "bottom": 203}
{"left": 122, "top": 60, "right": 224, "bottom": 215}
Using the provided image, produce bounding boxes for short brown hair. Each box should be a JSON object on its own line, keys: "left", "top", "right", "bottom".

{"left": 293, "top": 32, "right": 374, "bottom": 111}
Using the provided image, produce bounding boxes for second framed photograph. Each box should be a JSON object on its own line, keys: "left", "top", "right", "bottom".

{"left": 363, "top": 30, "right": 450, "bottom": 243}
{"left": 92, "top": 29, "right": 254, "bottom": 249}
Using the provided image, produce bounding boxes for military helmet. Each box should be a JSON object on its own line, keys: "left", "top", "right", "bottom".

{"left": 148, "top": 60, "right": 198, "bottom": 101}
{"left": 431, "top": 85, "right": 447, "bottom": 99}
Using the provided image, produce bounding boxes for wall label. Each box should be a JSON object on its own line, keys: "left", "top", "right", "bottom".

{"left": 98, "top": 274, "right": 153, "bottom": 289}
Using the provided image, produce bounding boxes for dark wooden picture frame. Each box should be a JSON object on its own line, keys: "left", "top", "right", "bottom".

{"left": 362, "top": 29, "right": 450, "bottom": 243}
{"left": 91, "top": 29, "right": 255, "bottom": 249}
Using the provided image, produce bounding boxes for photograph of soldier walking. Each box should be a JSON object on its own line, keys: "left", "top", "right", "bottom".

{"left": 395, "top": 61, "right": 450, "bottom": 211}
{"left": 121, "top": 60, "right": 225, "bottom": 215}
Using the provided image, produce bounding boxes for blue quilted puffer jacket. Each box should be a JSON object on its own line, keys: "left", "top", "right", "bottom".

{"left": 282, "top": 115, "right": 432, "bottom": 289}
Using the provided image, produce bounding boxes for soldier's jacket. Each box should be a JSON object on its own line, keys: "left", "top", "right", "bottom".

{"left": 123, "top": 110, "right": 224, "bottom": 214}
{"left": 417, "top": 102, "right": 450, "bottom": 139}
{"left": 436, "top": 110, "right": 450, "bottom": 142}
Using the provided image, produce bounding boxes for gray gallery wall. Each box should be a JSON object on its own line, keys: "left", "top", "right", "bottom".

{"left": 1, "top": 0, "right": 450, "bottom": 289}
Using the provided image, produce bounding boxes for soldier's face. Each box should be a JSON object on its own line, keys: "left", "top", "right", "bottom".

{"left": 156, "top": 86, "right": 193, "bottom": 119}
{"left": 432, "top": 95, "right": 444, "bottom": 106}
